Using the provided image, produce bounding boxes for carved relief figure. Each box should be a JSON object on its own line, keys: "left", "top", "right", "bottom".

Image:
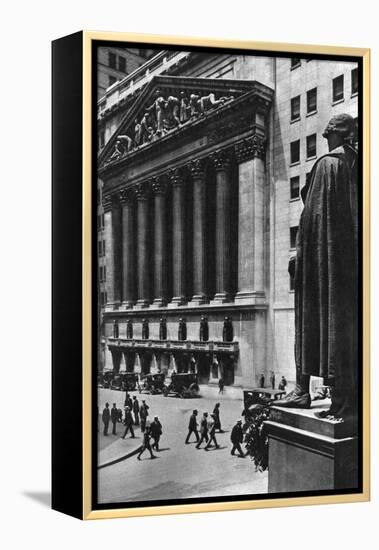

{"left": 159, "top": 318, "right": 167, "bottom": 341}
{"left": 179, "top": 92, "right": 190, "bottom": 123}
{"left": 178, "top": 318, "right": 187, "bottom": 341}
{"left": 106, "top": 87, "right": 237, "bottom": 163}
{"left": 142, "top": 318, "right": 149, "bottom": 340}
{"left": 199, "top": 316, "right": 209, "bottom": 342}
{"left": 222, "top": 317, "right": 233, "bottom": 342}
{"left": 126, "top": 319, "right": 133, "bottom": 339}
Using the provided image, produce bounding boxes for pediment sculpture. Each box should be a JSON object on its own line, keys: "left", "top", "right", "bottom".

{"left": 102, "top": 81, "right": 243, "bottom": 166}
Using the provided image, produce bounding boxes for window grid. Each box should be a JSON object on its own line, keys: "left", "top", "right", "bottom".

{"left": 332, "top": 75, "right": 344, "bottom": 103}
{"left": 306, "top": 134, "right": 317, "bottom": 159}
{"left": 307, "top": 88, "right": 317, "bottom": 114}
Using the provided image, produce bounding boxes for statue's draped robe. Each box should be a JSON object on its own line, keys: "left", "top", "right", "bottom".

{"left": 295, "top": 144, "right": 358, "bottom": 415}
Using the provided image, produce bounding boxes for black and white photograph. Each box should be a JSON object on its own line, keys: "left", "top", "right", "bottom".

{"left": 95, "top": 43, "right": 362, "bottom": 508}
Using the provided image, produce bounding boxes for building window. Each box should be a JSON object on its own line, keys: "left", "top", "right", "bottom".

{"left": 307, "top": 88, "right": 317, "bottom": 114}
{"left": 306, "top": 134, "right": 317, "bottom": 159}
{"left": 108, "top": 75, "right": 117, "bottom": 87}
{"left": 290, "top": 226, "right": 298, "bottom": 249}
{"left": 98, "top": 241, "right": 102, "bottom": 257}
{"left": 118, "top": 55, "right": 126, "bottom": 72}
{"left": 290, "top": 176, "right": 300, "bottom": 200}
{"left": 351, "top": 68, "right": 358, "bottom": 96}
{"left": 290, "top": 140, "right": 300, "bottom": 164}
{"left": 291, "top": 96, "right": 301, "bottom": 121}
{"left": 291, "top": 58, "right": 301, "bottom": 69}
{"left": 108, "top": 52, "right": 116, "bottom": 69}
{"left": 332, "top": 75, "right": 344, "bottom": 103}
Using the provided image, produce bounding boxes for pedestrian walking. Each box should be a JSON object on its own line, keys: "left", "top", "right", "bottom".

{"left": 137, "top": 426, "right": 156, "bottom": 460}
{"left": 140, "top": 400, "right": 149, "bottom": 432}
{"left": 230, "top": 420, "right": 245, "bottom": 457}
{"left": 205, "top": 414, "right": 220, "bottom": 450}
{"left": 196, "top": 412, "right": 209, "bottom": 449}
{"left": 278, "top": 376, "right": 287, "bottom": 392}
{"left": 102, "top": 403, "right": 110, "bottom": 436}
{"left": 185, "top": 409, "right": 200, "bottom": 444}
{"left": 150, "top": 416, "right": 163, "bottom": 451}
{"left": 218, "top": 377, "right": 225, "bottom": 394}
{"left": 122, "top": 406, "right": 135, "bottom": 439}
{"left": 124, "top": 392, "right": 133, "bottom": 411}
{"left": 111, "top": 403, "right": 118, "bottom": 435}
{"left": 259, "top": 373, "right": 265, "bottom": 388}
{"left": 213, "top": 403, "right": 223, "bottom": 432}
{"left": 132, "top": 395, "right": 140, "bottom": 425}
{"left": 270, "top": 371, "right": 276, "bottom": 390}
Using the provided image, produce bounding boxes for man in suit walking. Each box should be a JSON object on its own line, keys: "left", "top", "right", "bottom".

{"left": 150, "top": 416, "right": 163, "bottom": 451}
{"left": 185, "top": 409, "right": 199, "bottom": 444}
{"left": 110, "top": 403, "right": 118, "bottom": 435}
{"left": 230, "top": 420, "right": 245, "bottom": 457}
{"left": 102, "top": 402, "right": 110, "bottom": 436}
{"left": 121, "top": 406, "right": 135, "bottom": 439}
{"left": 205, "top": 413, "right": 220, "bottom": 450}
{"left": 132, "top": 395, "right": 140, "bottom": 425}
{"left": 137, "top": 426, "right": 156, "bottom": 460}
{"left": 196, "top": 412, "right": 209, "bottom": 449}
{"left": 140, "top": 400, "right": 150, "bottom": 432}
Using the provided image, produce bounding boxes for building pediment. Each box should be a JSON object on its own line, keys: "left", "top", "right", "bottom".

{"left": 98, "top": 75, "right": 273, "bottom": 172}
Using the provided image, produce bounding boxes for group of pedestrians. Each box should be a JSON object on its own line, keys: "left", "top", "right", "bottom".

{"left": 102, "top": 395, "right": 247, "bottom": 462}
{"left": 185, "top": 403, "right": 246, "bottom": 457}
{"left": 101, "top": 393, "right": 164, "bottom": 461}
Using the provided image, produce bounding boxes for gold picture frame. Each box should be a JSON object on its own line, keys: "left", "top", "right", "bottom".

{"left": 52, "top": 31, "right": 370, "bottom": 520}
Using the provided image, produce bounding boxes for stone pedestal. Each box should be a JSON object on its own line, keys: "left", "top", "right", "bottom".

{"left": 265, "top": 401, "right": 358, "bottom": 493}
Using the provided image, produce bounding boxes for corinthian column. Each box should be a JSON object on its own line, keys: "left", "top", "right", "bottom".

{"left": 152, "top": 176, "right": 168, "bottom": 306}
{"left": 234, "top": 135, "right": 266, "bottom": 304}
{"left": 102, "top": 193, "right": 115, "bottom": 309}
{"left": 169, "top": 168, "right": 186, "bottom": 306}
{"left": 103, "top": 192, "right": 122, "bottom": 309}
{"left": 189, "top": 159, "right": 208, "bottom": 305}
{"left": 211, "top": 150, "right": 232, "bottom": 303}
{"left": 120, "top": 189, "right": 135, "bottom": 308}
{"left": 135, "top": 182, "right": 150, "bottom": 308}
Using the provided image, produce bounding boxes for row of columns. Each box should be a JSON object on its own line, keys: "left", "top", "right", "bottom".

{"left": 103, "top": 135, "right": 266, "bottom": 309}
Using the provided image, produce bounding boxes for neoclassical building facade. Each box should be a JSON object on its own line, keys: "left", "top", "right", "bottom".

{"left": 97, "top": 50, "right": 358, "bottom": 387}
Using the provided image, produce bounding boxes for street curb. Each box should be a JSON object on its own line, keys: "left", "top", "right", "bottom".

{"left": 98, "top": 444, "right": 143, "bottom": 470}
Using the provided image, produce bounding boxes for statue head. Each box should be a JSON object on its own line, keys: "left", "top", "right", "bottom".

{"left": 322, "top": 113, "right": 356, "bottom": 151}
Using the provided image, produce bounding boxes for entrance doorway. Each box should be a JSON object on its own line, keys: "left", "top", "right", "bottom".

{"left": 197, "top": 354, "right": 211, "bottom": 384}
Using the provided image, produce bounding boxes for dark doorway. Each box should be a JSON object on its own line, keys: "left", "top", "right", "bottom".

{"left": 197, "top": 354, "right": 210, "bottom": 384}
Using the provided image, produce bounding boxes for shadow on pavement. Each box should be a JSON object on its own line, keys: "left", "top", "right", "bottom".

{"left": 22, "top": 491, "right": 51, "bottom": 508}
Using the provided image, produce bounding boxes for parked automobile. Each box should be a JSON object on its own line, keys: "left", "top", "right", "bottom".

{"left": 139, "top": 373, "right": 166, "bottom": 394}
{"left": 102, "top": 371, "right": 114, "bottom": 389}
{"left": 110, "top": 372, "right": 139, "bottom": 391}
{"left": 163, "top": 373, "right": 200, "bottom": 398}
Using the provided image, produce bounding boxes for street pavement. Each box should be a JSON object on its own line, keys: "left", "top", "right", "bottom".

{"left": 98, "top": 386, "right": 268, "bottom": 504}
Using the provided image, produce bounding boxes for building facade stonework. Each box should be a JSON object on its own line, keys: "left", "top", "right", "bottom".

{"left": 97, "top": 51, "right": 358, "bottom": 388}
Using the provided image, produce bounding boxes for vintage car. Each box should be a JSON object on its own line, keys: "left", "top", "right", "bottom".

{"left": 139, "top": 373, "right": 166, "bottom": 394}
{"left": 110, "top": 372, "right": 139, "bottom": 391}
{"left": 242, "top": 387, "right": 286, "bottom": 419}
{"left": 163, "top": 373, "right": 200, "bottom": 398}
{"left": 97, "top": 373, "right": 104, "bottom": 388}
{"left": 101, "top": 370, "right": 115, "bottom": 389}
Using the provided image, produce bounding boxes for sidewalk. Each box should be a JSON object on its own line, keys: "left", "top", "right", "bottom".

{"left": 98, "top": 417, "right": 143, "bottom": 468}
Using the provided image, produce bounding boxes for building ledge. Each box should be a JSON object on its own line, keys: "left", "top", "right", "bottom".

{"left": 103, "top": 300, "right": 268, "bottom": 317}
{"left": 107, "top": 337, "right": 240, "bottom": 355}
